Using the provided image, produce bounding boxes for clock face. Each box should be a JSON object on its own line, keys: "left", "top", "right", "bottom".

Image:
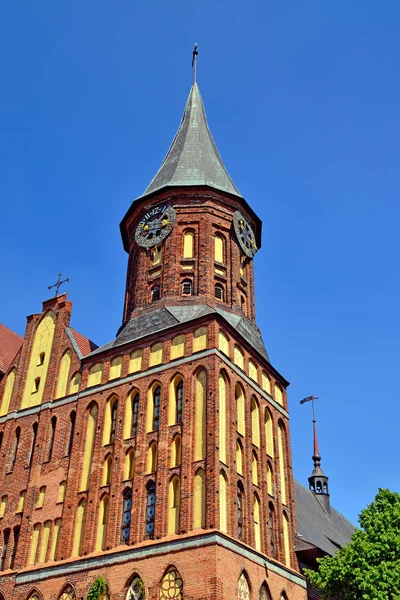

{"left": 233, "top": 211, "right": 258, "bottom": 258}
{"left": 135, "top": 204, "right": 176, "bottom": 248}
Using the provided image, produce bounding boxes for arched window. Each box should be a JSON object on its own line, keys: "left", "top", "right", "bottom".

{"left": 28, "top": 422, "right": 38, "bottom": 466}
{"left": 22, "top": 311, "right": 56, "bottom": 408}
{"left": 252, "top": 451, "right": 259, "bottom": 486}
{"left": 145, "top": 481, "right": 156, "bottom": 539}
{"left": 269, "top": 502, "right": 276, "bottom": 558}
{"left": 260, "top": 584, "right": 272, "bottom": 600}
{"left": 0, "top": 528, "right": 10, "bottom": 570}
{"left": 9, "top": 524, "right": 20, "bottom": 570}
{"left": 152, "top": 245, "right": 162, "bottom": 265}
{"left": 10, "top": 426, "right": 20, "bottom": 471}
{"left": 29, "top": 524, "right": 40, "bottom": 565}
{"left": 57, "top": 481, "right": 67, "bottom": 503}
{"left": 194, "top": 369, "right": 207, "bottom": 461}
{"left": 193, "top": 327, "right": 207, "bottom": 351}
{"left": 36, "top": 486, "right": 46, "bottom": 508}
{"left": 146, "top": 383, "right": 161, "bottom": 432}
{"left": 215, "top": 283, "right": 225, "bottom": 301}
{"left": 160, "top": 567, "right": 183, "bottom": 600}
{"left": 183, "top": 230, "right": 195, "bottom": 258}
{"left": 170, "top": 378, "right": 184, "bottom": 424}
{"left": 147, "top": 442, "right": 158, "bottom": 473}
{"left": 267, "top": 461, "right": 273, "bottom": 495}
{"left": 182, "top": 279, "right": 193, "bottom": 295}
{"left": 168, "top": 476, "right": 180, "bottom": 535}
{"left": 233, "top": 346, "right": 244, "bottom": 370}
{"left": 171, "top": 434, "right": 181, "bottom": 467}
{"left": 283, "top": 511, "right": 291, "bottom": 566}
{"left": 264, "top": 409, "right": 274, "bottom": 457}
{"left": 0, "top": 496, "right": 7, "bottom": 518}
{"left": 193, "top": 468, "right": 206, "bottom": 529}
{"left": 69, "top": 371, "right": 81, "bottom": 394}
{"left": 129, "top": 349, "right": 143, "bottom": 373}
{"left": 275, "top": 384, "right": 284, "bottom": 406}
{"left": 237, "top": 482, "right": 244, "bottom": 539}
{"left": 235, "top": 384, "right": 245, "bottom": 435}
{"left": 47, "top": 416, "right": 57, "bottom": 461}
{"left": 58, "top": 584, "right": 76, "bottom": 600}
{"left": 38, "top": 520, "right": 51, "bottom": 563}
{"left": 67, "top": 410, "right": 76, "bottom": 456}
{"left": 17, "top": 490, "right": 26, "bottom": 512}
{"left": 238, "top": 572, "right": 250, "bottom": 600}
{"left": 87, "top": 363, "right": 103, "bottom": 387}
{"left": 236, "top": 439, "right": 243, "bottom": 475}
{"left": 126, "top": 576, "right": 145, "bottom": 600}
{"left": 219, "top": 372, "right": 227, "bottom": 463}
{"left": 103, "top": 454, "right": 113, "bottom": 485}
{"left": 49, "top": 518, "right": 61, "bottom": 560}
{"left": 149, "top": 343, "right": 163, "bottom": 366}
{"left": 103, "top": 396, "right": 118, "bottom": 445}
{"left": 151, "top": 286, "right": 160, "bottom": 302}
{"left": 96, "top": 494, "right": 110, "bottom": 551}
{"left": 248, "top": 359, "right": 258, "bottom": 383}
{"left": 56, "top": 351, "right": 72, "bottom": 399}
{"left": 262, "top": 371, "right": 271, "bottom": 394}
{"left": 219, "top": 471, "right": 228, "bottom": 533}
{"left": 109, "top": 356, "right": 122, "bottom": 380}
{"left": 125, "top": 448, "right": 135, "bottom": 480}
{"left": 218, "top": 331, "right": 229, "bottom": 355}
{"left": 124, "top": 390, "right": 140, "bottom": 439}
{"left": 214, "top": 233, "right": 225, "bottom": 263}
{"left": 278, "top": 421, "right": 287, "bottom": 505}
{"left": 251, "top": 397, "right": 260, "bottom": 447}
{"left": 171, "top": 335, "right": 185, "bottom": 359}
{"left": 0, "top": 368, "right": 16, "bottom": 416}
{"left": 80, "top": 404, "right": 98, "bottom": 491}
{"left": 121, "top": 488, "right": 132, "bottom": 544}
{"left": 254, "top": 494, "right": 261, "bottom": 551}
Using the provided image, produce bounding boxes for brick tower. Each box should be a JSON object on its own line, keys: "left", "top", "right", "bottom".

{"left": 0, "top": 75, "right": 307, "bottom": 599}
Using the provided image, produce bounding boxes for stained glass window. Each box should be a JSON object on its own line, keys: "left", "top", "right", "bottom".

{"left": 145, "top": 481, "right": 156, "bottom": 538}
{"left": 121, "top": 488, "right": 132, "bottom": 543}
{"left": 110, "top": 400, "right": 118, "bottom": 443}
{"left": 237, "top": 484, "right": 244, "bottom": 540}
{"left": 131, "top": 393, "right": 140, "bottom": 438}
{"left": 176, "top": 381, "right": 183, "bottom": 423}
{"left": 58, "top": 585, "right": 76, "bottom": 600}
{"left": 153, "top": 387, "right": 161, "bottom": 431}
{"left": 238, "top": 573, "right": 250, "bottom": 600}
{"left": 126, "top": 577, "right": 145, "bottom": 600}
{"left": 160, "top": 568, "right": 183, "bottom": 599}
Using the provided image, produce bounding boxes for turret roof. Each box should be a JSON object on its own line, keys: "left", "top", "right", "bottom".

{"left": 142, "top": 83, "right": 242, "bottom": 199}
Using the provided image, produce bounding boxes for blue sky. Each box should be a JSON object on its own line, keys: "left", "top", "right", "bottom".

{"left": 1, "top": 1, "right": 399, "bottom": 526}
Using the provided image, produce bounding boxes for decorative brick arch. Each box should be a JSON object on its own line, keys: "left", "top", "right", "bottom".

{"left": 26, "top": 588, "right": 44, "bottom": 600}
{"left": 238, "top": 570, "right": 251, "bottom": 600}
{"left": 125, "top": 572, "right": 146, "bottom": 600}
{"left": 159, "top": 565, "right": 183, "bottom": 599}
{"left": 57, "top": 583, "right": 77, "bottom": 600}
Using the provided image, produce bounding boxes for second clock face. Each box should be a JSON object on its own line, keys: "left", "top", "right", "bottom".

{"left": 135, "top": 204, "right": 176, "bottom": 248}
{"left": 233, "top": 211, "right": 258, "bottom": 258}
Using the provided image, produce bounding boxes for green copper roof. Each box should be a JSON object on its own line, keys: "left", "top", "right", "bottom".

{"left": 142, "top": 83, "right": 242, "bottom": 198}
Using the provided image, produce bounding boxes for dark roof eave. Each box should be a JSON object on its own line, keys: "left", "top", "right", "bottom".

{"left": 120, "top": 184, "right": 262, "bottom": 253}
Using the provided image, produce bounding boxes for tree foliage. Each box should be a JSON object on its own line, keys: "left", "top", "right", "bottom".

{"left": 304, "top": 489, "right": 400, "bottom": 599}
{"left": 86, "top": 577, "right": 108, "bottom": 600}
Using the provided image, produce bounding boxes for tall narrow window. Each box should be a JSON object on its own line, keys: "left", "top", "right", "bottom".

{"left": 38, "top": 520, "right": 51, "bottom": 563}
{"left": 55, "top": 351, "right": 72, "bottom": 399}
{"left": 274, "top": 384, "right": 284, "bottom": 406}
{"left": 278, "top": 421, "right": 287, "bottom": 505}
{"left": 168, "top": 476, "right": 181, "bottom": 535}
{"left": 147, "top": 442, "right": 158, "bottom": 473}
{"left": 87, "top": 363, "right": 103, "bottom": 387}
{"left": 175, "top": 380, "right": 183, "bottom": 423}
{"left": 283, "top": 511, "right": 291, "bottom": 566}
{"left": 129, "top": 350, "right": 143, "bottom": 374}
{"left": 236, "top": 384, "right": 245, "bottom": 436}
{"left": 215, "top": 283, "right": 225, "bottom": 301}
{"left": 152, "top": 245, "right": 162, "bottom": 265}
{"left": 0, "top": 529, "right": 10, "bottom": 571}
{"left": 236, "top": 440, "right": 243, "bottom": 475}
{"left": 182, "top": 279, "right": 193, "bottom": 295}
{"left": 234, "top": 346, "right": 244, "bottom": 370}
{"left": 69, "top": 371, "right": 81, "bottom": 394}
{"left": 0, "top": 368, "right": 16, "bottom": 416}
{"left": 47, "top": 416, "right": 57, "bottom": 461}
{"left": 183, "top": 230, "right": 194, "bottom": 258}
{"left": 151, "top": 286, "right": 160, "bottom": 302}
{"left": 67, "top": 411, "right": 76, "bottom": 456}
{"left": 214, "top": 234, "right": 225, "bottom": 263}
{"left": 103, "top": 455, "right": 113, "bottom": 485}
{"left": 171, "top": 335, "right": 185, "bottom": 359}
{"left": 171, "top": 434, "right": 181, "bottom": 467}
{"left": 264, "top": 409, "right": 274, "bottom": 457}
{"left": 28, "top": 423, "right": 38, "bottom": 466}
{"left": 95, "top": 495, "right": 109, "bottom": 551}
{"left": 109, "top": 356, "right": 122, "bottom": 380}
{"left": 262, "top": 372, "right": 271, "bottom": 394}
{"left": 0, "top": 495, "right": 7, "bottom": 517}
{"left": 125, "top": 448, "right": 135, "bottom": 480}
{"left": 80, "top": 404, "right": 98, "bottom": 491}
{"left": 219, "top": 471, "right": 228, "bottom": 533}
{"left": 0, "top": 432, "right": 3, "bottom": 452}
{"left": 153, "top": 386, "right": 161, "bottom": 431}
{"left": 193, "top": 327, "right": 207, "bottom": 351}
{"left": 219, "top": 372, "right": 227, "bottom": 463}
{"left": 131, "top": 393, "right": 140, "bottom": 437}
{"left": 29, "top": 524, "right": 40, "bottom": 565}
{"left": 254, "top": 494, "right": 261, "bottom": 551}
{"left": 218, "top": 331, "right": 229, "bottom": 355}
{"left": 72, "top": 500, "right": 86, "bottom": 556}
{"left": 251, "top": 397, "right": 260, "bottom": 447}
{"left": 145, "top": 481, "right": 156, "bottom": 539}
{"left": 269, "top": 503, "right": 276, "bottom": 558}
{"left": 249, "top": 359, "right": 258, "bottom": 382}
{"left": 266, "top": 462, "right": 273, "bottom": 495}
{"left": 110, "top": 399, "right": 118, "bottom": 443}
{"left": 195, "top": 370, "right": 207, "bottom": 461}
{"left": 9, "top": 525, "right": 20, "bottom": 569}
{"left": 252, "top": 451, "right": 259, "bottom": 486}
{"left": 121, "top": 488, "right": 132, "bottom": 544}
{"left": 149, "top": 342, "right": 163, "bottom": 366}
{"left": 49, "top": 518, "right": 61, "bottom": 561}
{"left": 193, "top": 468, "right": 206, "bottom": 529}
{"left": 237, "top": 483, "right": 244, "bottom": 539}
{"left": 10, "top": 426, "right": 20, "bottom": 472}
{"left": 125, "top": 390, "right": 140, "bottom": 439}
{"left": 58, "top": 481, "right": 67, "bottom": 503}
{"left": 17, "top": 490, "right": 26, "bottom": 513}
{"left": 37, "top": 486, "right": 46, "bottom": 508}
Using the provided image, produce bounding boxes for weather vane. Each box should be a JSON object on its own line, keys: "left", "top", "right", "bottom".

{"left": 300, "top": 395, "right": 320, "bottom": 455}
{"left": 48, "top": 273, "right": 69, "bottom": 296}
{"left": 192, "top": 43, "right": 198, "bottom": 83}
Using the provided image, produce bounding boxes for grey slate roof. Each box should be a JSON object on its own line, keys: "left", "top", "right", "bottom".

{"left": 142, "top": 83, "right": 242, "bottom": 199}
{"left": 88, "top": 304, "right": 269, "bottom": 362}
{"left": 294, "top": 480, "right": 355, "bottom": 556}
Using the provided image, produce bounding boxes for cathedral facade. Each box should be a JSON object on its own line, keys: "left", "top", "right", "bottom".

{"left": 0, "top": 80, "right": 310, "bottom": 599}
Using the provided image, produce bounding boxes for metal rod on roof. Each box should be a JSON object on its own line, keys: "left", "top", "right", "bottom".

{"left": 192, "top": 43, "right": 198, "bottom": 83}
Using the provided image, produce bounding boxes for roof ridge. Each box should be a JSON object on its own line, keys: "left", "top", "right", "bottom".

{"left": 0, "top": 322, "right": 23, "bottom": 340}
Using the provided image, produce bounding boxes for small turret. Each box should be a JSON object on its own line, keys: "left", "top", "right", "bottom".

{"left": 308, "top": 418, "right": 330, "bottom": 514}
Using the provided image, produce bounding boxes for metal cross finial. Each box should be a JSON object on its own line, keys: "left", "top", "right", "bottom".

{"left": 300, "top": 395, "right": 320, "bottom": 455}
{"left": 48, "top": 273, "right": 69, "bottom": 296}
{"left": 192, "top": 43, "right": 198, "bottom": 83}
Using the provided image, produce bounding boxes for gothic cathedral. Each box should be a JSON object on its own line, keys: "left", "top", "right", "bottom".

{"left": 0, "top": 80, "right": 309, "bottom": 599}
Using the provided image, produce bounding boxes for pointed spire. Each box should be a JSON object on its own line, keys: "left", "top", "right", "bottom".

{"left": 142, "top": 82, "right": 242, "bottom": 199}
